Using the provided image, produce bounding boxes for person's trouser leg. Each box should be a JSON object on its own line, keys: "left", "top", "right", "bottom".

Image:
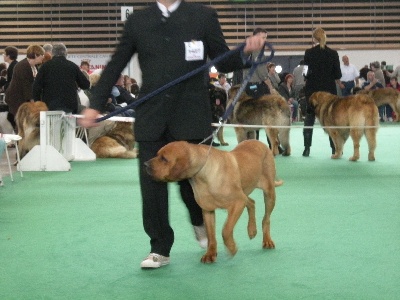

{"left": 178, "top": 179, "right": 203, "bottom": 226}
{"left": 139, "top": 140, "right": 174, "bottom": 257}
{"left": 303, "top": 109, "right": 315, "bottom": 156}
{"left": 178, "top": 139, "right": 206, "bottom": 226}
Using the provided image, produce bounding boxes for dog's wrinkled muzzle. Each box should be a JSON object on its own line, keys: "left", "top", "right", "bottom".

{"left": 144, "top": 161, "right": 153, "bottom": 176}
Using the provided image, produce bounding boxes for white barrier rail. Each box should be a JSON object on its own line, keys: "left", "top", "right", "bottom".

{"left": 18, "top": 111, "right": 96, "bottom": 172}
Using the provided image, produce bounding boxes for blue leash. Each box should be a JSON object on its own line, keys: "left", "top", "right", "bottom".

{"left": 96, "top": 42, "right": 274, "bottom": 123}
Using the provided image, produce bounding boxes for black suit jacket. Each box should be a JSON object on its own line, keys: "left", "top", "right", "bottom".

{"left": 304, "top": 44, "right": 342, "bottom": 97}
{"left": 4, "top": 60, "right": 17, "bottom": 91}
{"left": 91, "top": 1, "right": 247, "bottom": 141}
{"left": 5, "top": 58, "right": 35, "bottom": 116}
{"left": 32, "top": 56, "right": 90, "bottom": 113}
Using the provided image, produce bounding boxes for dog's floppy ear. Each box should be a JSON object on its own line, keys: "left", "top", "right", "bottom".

{"left": 163, "top": 141, "right": 191, "bottom": 181}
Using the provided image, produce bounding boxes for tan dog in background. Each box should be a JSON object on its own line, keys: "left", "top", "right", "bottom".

{"left": 90, "top": 121, "right": 137, "bottom": 158}
{"left": 358, "top": 87, "right": 400, "bottom": 121}
{"left": 145, "top": 140, "right": 283, "bottom": 263}
{"left": 15, "top": 101, "right": 48, "bottom": 158}
{"left": 310, "top": 91, "right": 378, "bottom": 161}
{"left": 228, "top": 85, "right": 291, "bottom": 156}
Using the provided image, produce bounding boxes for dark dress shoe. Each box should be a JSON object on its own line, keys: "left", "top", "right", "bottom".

{"left": 212, "top": 142, "right": 220, "bottom": 147}
{"left": 302, "top": 147, "right": 310, "bottom": 157}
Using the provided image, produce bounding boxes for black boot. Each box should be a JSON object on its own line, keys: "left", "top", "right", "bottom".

{"left": 303, "top": 129, "right": 313, "bottom": 157}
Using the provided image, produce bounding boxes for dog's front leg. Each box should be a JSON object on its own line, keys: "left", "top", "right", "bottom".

{"left": 201, "top": 210, "right": 217, "bottom": 263}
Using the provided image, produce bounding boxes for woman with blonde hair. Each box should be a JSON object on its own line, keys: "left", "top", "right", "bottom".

{"left": 302, "top": 27, "right": 342, "bottom": 157}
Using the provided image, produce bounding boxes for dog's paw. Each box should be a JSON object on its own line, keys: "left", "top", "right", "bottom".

{"left": 262, "top": 239, "right": 275, "bottom": 249}
{"left": 225, "top": 244, "right": 238, "bottom": 257}
{"left": 349, "top": 156, "right": 359, "bottom": 161}
{"left": 201, "top": 252, "right": 217, "bottom": 263}
{"left": 247, "top": 225, "right": 257, "bottom": 239}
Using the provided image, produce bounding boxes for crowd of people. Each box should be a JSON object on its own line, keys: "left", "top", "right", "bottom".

{"left": 1, "top": 1, "right": 399, "bottom": 271}
{"left": 0, "top": 43, "right": 140, "bottom": 134}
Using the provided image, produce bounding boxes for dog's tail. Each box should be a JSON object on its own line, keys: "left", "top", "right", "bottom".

{"left": 275, "top": 179, "right": 284, "bottom": 187}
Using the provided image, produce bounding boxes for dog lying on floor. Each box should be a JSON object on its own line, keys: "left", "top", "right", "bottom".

{"left": 357, "top": 87, "right": 400, "bottom": 121}
{"left": 145, "top": 139, "right": 283, "bottom": 263}
{"left": 228, "top": 85, "right": 291, "bottom": 156}
{"left": 310, "top": 91, "right": 378, "bottom": 161}
{"left": 89, "top": 120, "right": 137, "bottom": 159}
{"left": 15, "top": 101, "right": 48, "bottom": 159}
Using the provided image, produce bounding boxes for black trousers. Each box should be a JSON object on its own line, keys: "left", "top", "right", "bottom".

{"left": 303, "top": 98, "right": 335, "bottom": 151}
{"left": 138, "top": 136, "right": 204, "bottom": 257}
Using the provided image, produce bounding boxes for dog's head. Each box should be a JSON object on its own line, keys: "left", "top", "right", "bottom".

{"left": 209, "top": 86, "right": 227, "bottom": 107}
{"left": 145, "top": 141, "right": 195, "bottom": 182}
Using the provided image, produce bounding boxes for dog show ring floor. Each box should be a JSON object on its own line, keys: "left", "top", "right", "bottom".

{"left": 1, "top": 124, "right": 399, "bottom": 299}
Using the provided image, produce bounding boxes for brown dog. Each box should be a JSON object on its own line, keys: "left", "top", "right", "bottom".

{"left": 310, "top": 91, "right": 379, "bottom": 161}
{"left": 90, "top": 121, "right": 137, "bottom": 158}
{"left": 145, "top": 140, "right": 283, "bottom": 263}
{"left": 15, "top": 101, "right": 48, "bottom": 158}
{"left": 228, "top": 85, "right": 291, "bottom": 156}
{"left": 358, "top": 87, "right": 400, "bottom": 121}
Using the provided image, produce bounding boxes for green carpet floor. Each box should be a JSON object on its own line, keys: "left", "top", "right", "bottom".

{"left": 1, "top": 124, "right": 399, "bottom": 299}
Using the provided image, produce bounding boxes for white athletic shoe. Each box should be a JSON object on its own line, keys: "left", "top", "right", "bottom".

{"left": 140, "top": 253, "right": 170, "bottom": 269}
{"left": 193, "top": 224, "right": 208, "bottom": 249}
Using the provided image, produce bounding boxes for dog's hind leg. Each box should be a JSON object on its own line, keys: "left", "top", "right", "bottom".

{"left": 364, "top": 128, "right": 377, "bottom": 161}
{"left": 329, "top": 130, "right": 345, "bottom": 159}
{"left": 395, "top": 95, "right": 400, "bottom": 122}
{"left": 265, "top": 128, "right": 279, "bottom": 156}
{"left": 262, "top": 189, "right": 276, "bottom": 249}
{"left": 246, "top": 197, "right": 257, "bottom": 239}
{"left": 348, "top": 128, "right": 363, "bottom": 161}
{"left": 217, "top": 127, "right": 228, "bottom": 146}
{"left": 222, "top": 197, "right": 247, "bottom": 256}
{"left": 278, "top": 127, "right": 291, "bottom": 156}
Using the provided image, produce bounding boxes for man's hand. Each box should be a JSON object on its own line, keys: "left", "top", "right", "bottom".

{"left": 243, "top": 35, "right": 266, "bottom": 54}
{"left": 78, "top": 108, "right": 101, "bottom": 128}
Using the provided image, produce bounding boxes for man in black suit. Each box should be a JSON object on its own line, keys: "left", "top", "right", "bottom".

{"left": 79, "top": 0, "right": 265, "bottom": 269}
{"left": 32, "top": 43, "right": 90, "bottom": 113}
{"left": 302, "top": 27, "right": 342, "bottom": 157}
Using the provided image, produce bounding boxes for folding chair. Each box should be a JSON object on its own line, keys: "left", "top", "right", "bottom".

{"left": 0, "top": 134, "right": 23, "bottom": 186}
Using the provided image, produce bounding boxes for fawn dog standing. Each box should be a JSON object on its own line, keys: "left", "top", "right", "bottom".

{"left": 310, "top": 91, "right": 379, "bottom": 161}
{"left": 145, "top": 139, "right": 282, "bottom": 263}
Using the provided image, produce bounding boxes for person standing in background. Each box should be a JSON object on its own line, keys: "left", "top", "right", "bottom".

{"left": 213, "top": 73, "right": 231, "bottom": 95}
{"left": 339, "top": 55, "right": 359, "bottom": 96}
{"left": 32, "top": 43, "right": 90, "bottom": 113}
{"left": 5, "top": 45, "right": 44, "bottom": 122}
{"left": 292, "top": 59, "right": 306, "bottom": 99}
{"left": 42, "top": 44, "right": 53, "bottom": 64}
{"left": 302, "top": 27, "right": 342, "bottom": 157}
{"left": 2, "top": 46, "right": 19, "bottom": 91}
